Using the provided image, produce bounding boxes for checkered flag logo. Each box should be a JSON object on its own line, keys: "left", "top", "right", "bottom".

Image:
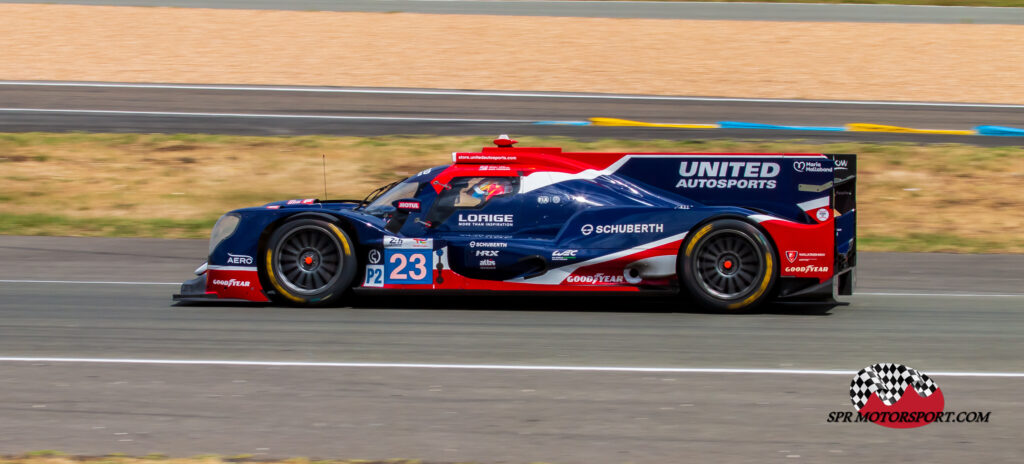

{"left": 850, "top": 363, "right": 940, "bottom": 411}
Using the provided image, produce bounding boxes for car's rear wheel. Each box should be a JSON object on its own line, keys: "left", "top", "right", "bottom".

{"left": 679, "top": 219, "right": 777, "bottom": 312}
{"left": 262, "top": 218, "right": 356, "bottom": 306}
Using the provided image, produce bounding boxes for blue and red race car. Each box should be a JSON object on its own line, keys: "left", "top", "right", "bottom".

{"left": 175, "top": 136, "right": 856, "bottom": 311}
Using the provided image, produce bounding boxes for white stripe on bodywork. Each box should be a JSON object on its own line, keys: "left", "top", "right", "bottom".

{"left": 796, "top": 196, "right": 830, "bottom": 211}
{"left": 207, "top": 265, "right": 258, "bottom": 272}
{"left": 520, "top": 157, "right": 632, "bottom": 194}
{"left": 748, "top": 214, "right": 785, "bottom": 223}
{"left": 506, "top": 231, "right": 688, "bottom": 285}
{"left": 519, "top": 154, "right": 827, "bottom": 194}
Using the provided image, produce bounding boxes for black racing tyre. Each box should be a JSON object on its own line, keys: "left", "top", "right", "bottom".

{"left": 262, "top": 218, "right": 357, "bottom": 306}
{"left": 679, "top": 219, "right": 778, "bottom": 312}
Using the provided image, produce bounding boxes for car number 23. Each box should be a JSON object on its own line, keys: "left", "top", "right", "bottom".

{"left": 376, "top": 249, "right": 433, "bottom": 285}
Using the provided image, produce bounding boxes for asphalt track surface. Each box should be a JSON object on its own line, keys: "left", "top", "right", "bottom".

{"left": 3, "top": 82, "right": 1024, "bottom": 145}
{"left": 6, "top": 0, "right": 1024, "bottom": 24}
{"left": 0, "top": 235, "right": 1022, "bottom": 462}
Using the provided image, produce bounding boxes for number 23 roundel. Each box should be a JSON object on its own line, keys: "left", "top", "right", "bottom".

{"left": 363, "top": 237, "right": 434, "bottom": 287}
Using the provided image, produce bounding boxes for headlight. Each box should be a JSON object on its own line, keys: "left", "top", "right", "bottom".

{"left": 209, "top": 213, "right": 240, "bottom": 254}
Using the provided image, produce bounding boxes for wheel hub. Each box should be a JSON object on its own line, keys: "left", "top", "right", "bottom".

{"left": 717, "top": 253, "right": 741, "bottom": 276}
{"left": 298, "top": 249, "right": 320, "bottom": 271}
{"left": 693, "top": 231, "right": 764, "bottom": 300}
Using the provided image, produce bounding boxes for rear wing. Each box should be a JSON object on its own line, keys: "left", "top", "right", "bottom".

{"left": 829, "top": 154, "right": 856, "bottom": 296}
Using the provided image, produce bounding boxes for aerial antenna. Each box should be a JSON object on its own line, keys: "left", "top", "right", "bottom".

{"left": 322, "top": 154, "right": 328, "bottom": 200}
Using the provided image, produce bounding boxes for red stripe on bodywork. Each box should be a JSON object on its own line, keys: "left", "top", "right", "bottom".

{"left": 759, "top": 218, "right": 834, "bottom": 283}
{"left": 206, "top": 268, "right": 270, "bottom": 302}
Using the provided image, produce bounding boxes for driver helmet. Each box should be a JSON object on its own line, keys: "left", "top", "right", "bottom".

{"left": 471, "top": 179, "right": 510, "bottom": 201}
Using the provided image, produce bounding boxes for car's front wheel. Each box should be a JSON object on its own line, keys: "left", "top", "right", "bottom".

{"left": 262, "top": 218, "right": 356, "bottom": 306}
{"left": 679, "top": 219, "right": 777, "bottom": 312}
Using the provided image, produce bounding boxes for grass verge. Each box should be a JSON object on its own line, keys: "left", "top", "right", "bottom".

{"left": 0, "top": 132, "right": 1021, "bottom": 252}
{"left": 0, "top": 213, "right": 216, "bottom": 239}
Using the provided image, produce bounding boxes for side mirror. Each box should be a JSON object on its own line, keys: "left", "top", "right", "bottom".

{"left": 392, "top": 199, "right": 421, "bottom": 213}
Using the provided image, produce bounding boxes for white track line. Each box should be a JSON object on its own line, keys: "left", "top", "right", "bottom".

{"left": 1, "top": 81, "right": 1020, "bottom": 108}
{"left": 0, "top": 108, "right": 532, "bottom": 122}
{"left": 859, "top": 292, "right": 1023, "bottom": 298}
{"left": 0, "top": 357, "right": 1021, "bottom": 377}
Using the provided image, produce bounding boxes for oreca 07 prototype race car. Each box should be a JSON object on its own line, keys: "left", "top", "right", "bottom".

{"left": 174, "top": 136, "right": 856, "bottom": 311}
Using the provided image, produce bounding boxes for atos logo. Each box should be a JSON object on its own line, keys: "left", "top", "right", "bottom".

{"left": 226, "top": 253, "right": 254, "bottom": 265}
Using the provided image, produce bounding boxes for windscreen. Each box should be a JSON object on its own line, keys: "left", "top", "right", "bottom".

{"left": 363, "top": 178, "right": 423, "bottom": 216}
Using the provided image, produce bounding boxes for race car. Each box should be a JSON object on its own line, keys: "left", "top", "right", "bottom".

{"left": 174, "top": 135, "right": 856, "bottom": 311}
